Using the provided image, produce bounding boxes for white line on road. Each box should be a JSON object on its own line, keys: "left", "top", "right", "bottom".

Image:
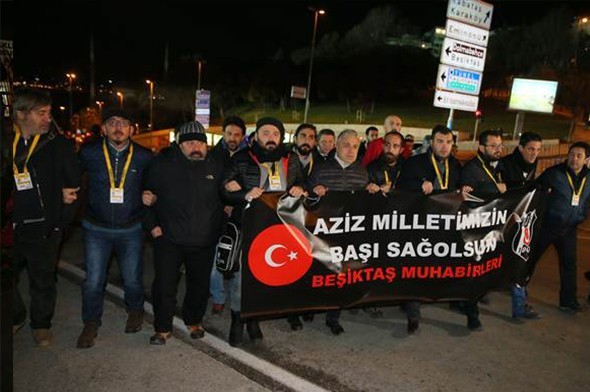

{"left": 59, "top": 261, "right": 330, "bottom": 392}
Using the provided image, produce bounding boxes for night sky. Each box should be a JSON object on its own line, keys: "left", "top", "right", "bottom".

{"left": 3, "top": 0, "right": 590, "bottom": 87}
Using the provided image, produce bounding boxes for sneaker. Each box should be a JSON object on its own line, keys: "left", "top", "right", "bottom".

{"left": 77, "top": 322, "right": 99, "bottom": 349}
{"left": 559, "top": 302, "right": 584, "bottom": 313}
{"left": 211, "top": 303, "right": 225, "bottom": 316}
{"left": 188, "top": 325, "right": 205, "bottom": 339}
{"left": 150, "top": 332, "right": 171, "bottom": 345}
{"left": 32, "top": 328, "right": 53, "bottom": 347}
{"left": 125, "top": 310, "right": 144, "bottom": 333}
{"left": 513, "top": 304, "right": 540, "bottom": 319}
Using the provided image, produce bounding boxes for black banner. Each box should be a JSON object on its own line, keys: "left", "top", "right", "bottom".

{"left": 241, "top": 187, "right": 546, "bottom": 318}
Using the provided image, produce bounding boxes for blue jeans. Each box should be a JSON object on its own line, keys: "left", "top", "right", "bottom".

{"left": 82, "top": 221, "right": 145, "bottom": 324}
{"left": 209, "top": 267, "right": 226, "bottom": 305}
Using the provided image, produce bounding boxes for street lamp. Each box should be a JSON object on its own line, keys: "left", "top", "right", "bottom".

{"left": 303, "top": 8, "right": 325, "bottom": 123}
{"left": 116, "top": 91, "right": 124, "bottom": 108}
{"left": 196, "top": 60, "right": 205, "bottom": 91}
{"left": 146, "top": 80, "right": 154, "bottom": 131}
{"left": 66, "top": 73, "right": 76, "bottom": 127}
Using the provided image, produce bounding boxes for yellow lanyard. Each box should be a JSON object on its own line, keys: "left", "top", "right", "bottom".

{"left": 307, "top": 156, "right": 314, "bottom": 176}
{"left": 12, "top": 131, "right": 40, "bottom": 175}
{"left": 566, "top": 172, "right": 587, "bottom": 198}
{"left": 431, "top": 153, "right": 449, "bottom": 190}
{"left": 102, "top": 140, "right": 134, "bottom": 189}
{"left": 384, "top": 170, "right": 390, "bottom": 184}
{"left": 476, "top": 154, "right": 503, "bottom": 187}
{"left": 261, "top": 162, "right": 278, "bottom": 177}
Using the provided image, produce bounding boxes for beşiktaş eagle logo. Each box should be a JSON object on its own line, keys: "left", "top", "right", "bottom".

{"left": 248, "top": 224, "right": 313, "bottom": 286}
{"left": 512, "top": 209, "right": 537, "bottom": 261}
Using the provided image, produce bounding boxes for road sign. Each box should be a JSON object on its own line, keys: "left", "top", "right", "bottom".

{"left": 290, "top": 85, "right": 307, "bottom": 99}
{"left": 195, "top": 89, "right": 211, "bottom": 129}
{"left": 433, "top": 89, "right": 479, "bottom": 112}
{"left": 445, "top": 19, "right": 490, "bottom": 47}
{"left": 436, "top": 64, "right": 483, "bottom": 96}
{"left": 446, "top": 0, "right": 493, "bottom": 30}
{"left": 440, "top": 37, "right": 487, "bottom": 72}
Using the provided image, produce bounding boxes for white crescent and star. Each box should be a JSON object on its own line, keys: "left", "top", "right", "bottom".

{"left": 264, "top": 244, "right": 298, "bottom": 267}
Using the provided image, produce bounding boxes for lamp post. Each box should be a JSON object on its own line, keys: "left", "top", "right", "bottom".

{"left": 116, "top": 91, "right": 124, "bottom": 108}
{"left": 303, "top": 8, "right": 325, "bottom": 123}
{"left": 196, "top": 60, "right": 204, "bottom": 91}
{"left": 66, "top": 73, "right": 76, "bottom": 127}
{"left": 146, "top": 79, "right": 154, "bottom": 131}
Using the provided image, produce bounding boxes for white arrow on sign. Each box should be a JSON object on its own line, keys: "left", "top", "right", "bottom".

{"left": 436, "top": 64, "right": 483, "bottom": 96}
{"left": 433, "top": 89, "right": 479, "bottom": 112}
{"left": 445, "top": 19, "right": 490, "bottom": 48}
{"left": 446, "top": 0, "right": 494, "bottom": 30}
{"left": 440, "top": 37, "right": 487, "bottom": 72}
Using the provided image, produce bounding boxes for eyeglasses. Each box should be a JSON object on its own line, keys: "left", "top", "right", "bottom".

{"left": 485, "top": 144, "right": 504, "bottom": 150}
{"left": 106, "top": 119, "right": 131, "bottom": 128}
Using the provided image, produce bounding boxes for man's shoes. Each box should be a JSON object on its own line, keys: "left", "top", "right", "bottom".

{"left": 125, "top": 310, "right": 144, "bottom": 333}
{"left": 363, "top": 307, "right": 384, "bottom": 318}
{"left": 407, "top": 318, "right": 419, "bottom": 335}
{"left": 188, "top": 325, "right": 205, "bottom": 339}
{"left": 77, "top": 322, "right": 99, "bottom": 349}
{"left": 246, "top": 320, "right": 263, "bottom": 341}
{"left": 287, "top": 316, "right": 303, "bottom": 331}
{"left": 326, "top": 320, "right": 344, "bottom": 335}
{"left": 13, "top": 322, "right": 25, "bottom": 336}
{"left": 559, "top": 302, "right": 585, "bottom": 313}
{"left": 302, "top": 313, "right": 314, "bottom": 322}
{"left": 32, "top": 328, "right": 53, "bottom": 347}
{"left": 513, "top": 304, "right": 540, "bottom": 319}
{"left": 467, "top": 316, "right": 483, "bottom": 331}
{"left": 211, "top": 303, "right": 225, "bottom": 316}
{"left": 150, "top": 332, "right": 171, "bottom": 345}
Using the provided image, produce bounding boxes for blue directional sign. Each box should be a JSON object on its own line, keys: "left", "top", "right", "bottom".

{"left": 436, "top": 64, "right": 483, "bottom": 96}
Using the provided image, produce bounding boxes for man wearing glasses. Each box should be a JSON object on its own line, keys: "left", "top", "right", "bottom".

{"left": 76, "top": 107, "right": 153, "bottom": 348}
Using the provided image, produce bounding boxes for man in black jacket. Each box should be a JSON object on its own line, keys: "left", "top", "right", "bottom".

{"left": 461, "top": 129, "right": 507, "bottom": 195}
{"left": 144, "top": 121, "right": 226, "bottom": 345}
{"left": 366, "top": 130, "right": 405, "bottom": 193}
{"left": 313, "top": 128, "right": 336, "bottom": 163}
{"left": 397, "top": 125, "right": 466, "bottom": 334}
{"left": 76, "top": 107, "right": 154, "bottom": 349}
{"left": 223, "top": 117, "right": 306, "bottom": 346}
{"left": 499, "top": 132, "right": 542, "bottom": 319}
{"left": 12, "top": 87, "right": 81, "bottom": 347}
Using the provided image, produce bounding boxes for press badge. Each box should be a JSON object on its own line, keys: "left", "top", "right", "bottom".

{"left": 268, "top": 174, "right": 282, "bottom": 191}
{"left": 110, "top": 188, "right": 124, "bottom": 204}
{"left": 14, "top": 173, "right": 34, "bottom": 191}
{"left": 571, "top": 194, "right": 580, "bottom": 206}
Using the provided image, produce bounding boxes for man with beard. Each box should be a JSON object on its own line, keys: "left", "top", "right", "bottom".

{"left": 223, "top": 117, "right": 306, "bottom": 346}
{"left": 11, "top": 87, "right": 80, "bottom": 347}
{"left": 398, "top": 125, "right": 466, "bottom": 334}
{"left": 366, "top": 130, "right": 405, "bottom": 193}
{"left": 209, "top": 116, "right": 247, "bottom": 316}
{"left": 144, "top": 121, "right": 225, "bottom": 345}
{"left": 291, "top": 123, "right": 317, "bottom": 178}
{"left": 532, "top": 142, "right": 590, "bottom": 313}
{"left": 76, "top": 107, "right": 153, "bottom": 348}
{"left": 500, "top": 132, "right": 542, "bottom": 319}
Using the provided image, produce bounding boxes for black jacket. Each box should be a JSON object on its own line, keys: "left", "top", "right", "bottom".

{"left": 308, "top": 158, "right": 368, "bottom": 192}
{"left": 460, "top": 152, "right": 502, "bottom": 194}
{"left": 499, "top": 147, "right": 537, "bottom": 190}
{"left": 144, "top": 143, "right": 225, "bottom": 247}
{"left": 367, "top": 156, "right": 404, "bottom": 190}
{"left": 397, "top": 150, "right": 462, "bottom": 191}
{"left": 12, "top": 130, "right": 80, "bottom": 238}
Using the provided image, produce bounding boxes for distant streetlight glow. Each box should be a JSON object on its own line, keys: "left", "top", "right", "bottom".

{"left": 116, "top": 91, "right": 124, "bottom": 108}
{"left": 146, "top": 80, "right": 154, "bottom": 130}
{"left": 303, "top": 8, "right": 325, "bottom": 123}
{"left": 66, "top": 73, "right": 76, "bottom": 127}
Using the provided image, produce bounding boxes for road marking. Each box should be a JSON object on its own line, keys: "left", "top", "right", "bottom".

{"left": 59, "top": 261, "right": 329, "bottom": 392}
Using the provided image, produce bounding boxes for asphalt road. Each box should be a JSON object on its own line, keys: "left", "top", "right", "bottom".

{"left": 11, "top": 223, "right": 590, "bottom": 392}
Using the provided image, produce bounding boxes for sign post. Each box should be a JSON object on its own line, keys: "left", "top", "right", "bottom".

{"left": 195, "top": 89, "right": 211, "bottom": 130}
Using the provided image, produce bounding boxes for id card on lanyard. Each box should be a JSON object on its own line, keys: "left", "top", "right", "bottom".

{"left": 103, "top": 141, "right": 134, "bottom": 204}
{"left": 264, "top": 163, "right": 282, "bottom": 191}
{"left": 12, "top": 131, "right": 40, "bottom": 191}
{"left": 566, "top": 171, "right": 586, "bottom": 207}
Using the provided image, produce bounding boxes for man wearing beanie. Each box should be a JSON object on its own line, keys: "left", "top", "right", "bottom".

{"left": 76, "top": 107, "right": 153, "bottom": 348}
{"left": 222, "top": 116, "right": 306, "bottom": 347}
{"left": 143, "top": 121, "right": 226, "bottom": 345}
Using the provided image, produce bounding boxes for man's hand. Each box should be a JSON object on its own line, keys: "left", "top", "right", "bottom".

{"left": 151, "top": 226, "right": 163, "bottom": 238}
{"left": 380, "top": 183, "right": 392, "bottom": 193}
{"left": 245, "top": 187, "right": 264, "bottom": 202}
{"left": 288, "top": 186, "right": 308, "bottom": 198}
{"left": 461, "top": 185, "right": 473, "bottom": 194}
{"left": 497, "top": 183, "right": 507, "bottom": 194}
{"left": 422, "top": 181, "right": 434, "bottom": 195}
{"left": 223, "top": 205, "right": 234, "bottom": 216}
{"left": 313, "top": 185, "right": 328, "bottom": 197}
{"left": 142, "top": 190, "right": 157, "bottom": 206}
{"left": 62, "top": 187, "right": 80, "bottom": 204}
{"left": 366, "top": 183, "right": 380, "bottom": 194}
{"left": 225, "top": 180, "right": 242, "bottom": 192}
